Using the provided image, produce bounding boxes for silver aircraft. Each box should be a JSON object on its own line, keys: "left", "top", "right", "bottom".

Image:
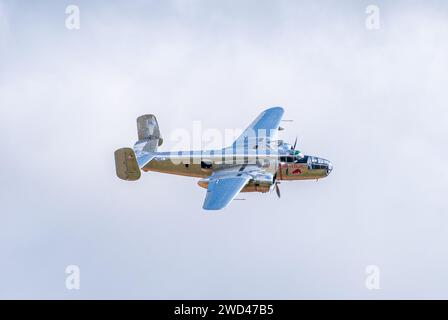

{"left": 114, "top": 107, "right": 332, "bottom": 210}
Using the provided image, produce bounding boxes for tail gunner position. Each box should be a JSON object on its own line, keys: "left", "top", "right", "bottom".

{"left": 114, "top": 107, "right": 333, "bottom": 210}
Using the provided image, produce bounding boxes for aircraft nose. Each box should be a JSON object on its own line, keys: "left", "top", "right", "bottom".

{"left": 327, "top": 161, "right": 333, "bottom": 175}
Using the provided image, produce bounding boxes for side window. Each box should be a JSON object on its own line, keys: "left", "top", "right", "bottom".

{"left": 280, "top": 156, "right": 295, "bottom": 163}
{"left": 295, "top": 156, "right": 308, "bottom": 163}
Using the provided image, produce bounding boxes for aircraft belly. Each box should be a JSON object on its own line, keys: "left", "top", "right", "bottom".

{"left": 143, "top": 158, "right": 207, "bottom": 178}
{"left": 143, "top": 153, "right": 278, "bottom": 178}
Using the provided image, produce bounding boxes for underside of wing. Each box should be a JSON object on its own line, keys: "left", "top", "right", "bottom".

{"left": 203, "top": 172, "right": 252, "bottom": 211}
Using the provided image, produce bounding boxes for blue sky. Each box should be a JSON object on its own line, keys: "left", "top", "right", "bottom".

{"left": 0, "top": 0, "right": 448, "bottom": 298}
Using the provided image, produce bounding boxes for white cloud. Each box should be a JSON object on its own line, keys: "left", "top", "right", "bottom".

{"left": 1, "top": 0, "right": 448, "bottom": 298}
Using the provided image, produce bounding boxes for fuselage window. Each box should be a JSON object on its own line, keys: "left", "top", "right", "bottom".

{"left": 295, "top": 155, "right": 308, "bottom": 163}
{"left": 279, "top": 156, "right": 294, "bottom": 163}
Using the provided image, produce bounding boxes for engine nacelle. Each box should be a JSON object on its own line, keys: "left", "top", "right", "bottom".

{"left": 198, "top": 173, "right": 274, "bottom": 193}
{"left": 242, "top": 173, "right": 274, "bottom": 193}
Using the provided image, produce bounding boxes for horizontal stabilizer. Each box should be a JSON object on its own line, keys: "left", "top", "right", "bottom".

{"left": 114, "top": 147, "right": 141, "bottom": 181}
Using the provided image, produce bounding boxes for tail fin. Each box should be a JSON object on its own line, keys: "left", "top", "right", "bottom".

{"left": 133, "top": 114, "right": 162, "bottom": 169}
{"left": 114, "top": 114, "right": 162, "bottom": 181}
{"left": 136, "top": 114, "right": 163, "bottom": 151}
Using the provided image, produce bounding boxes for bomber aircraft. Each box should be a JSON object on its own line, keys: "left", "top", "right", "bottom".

{"left": 114, "top": 107, "right": 332, "bottom": 210}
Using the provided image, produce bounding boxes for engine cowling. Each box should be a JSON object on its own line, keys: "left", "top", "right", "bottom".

{"left": 241, "top": 173, "right": 274, "bottom": 193}
{"left": 197, "top": 173, "right": 275, "bottom": 193}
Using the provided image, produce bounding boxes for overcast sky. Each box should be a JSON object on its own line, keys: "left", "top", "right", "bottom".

{"left": 1, "top": 0, "right": 448, "bottom": 299}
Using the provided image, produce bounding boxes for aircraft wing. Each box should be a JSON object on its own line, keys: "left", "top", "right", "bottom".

{"left": 232, "top": 106, "right": 284, "bottom": 148}
{"left": 202, "top": 167, "right": 254, "bottom": 210}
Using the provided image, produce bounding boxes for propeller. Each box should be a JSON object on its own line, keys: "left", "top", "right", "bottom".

{"left": 272, "top": 173, "right": 281, "bottom": 199}
{"left": 292, "top": 136, "right": 298, "bottom": 150}
{"left": 291, "top": 136, "right": 304, "bottom": 159}
{"left": 275, "top": 182, "right": 281, "bottom": 198}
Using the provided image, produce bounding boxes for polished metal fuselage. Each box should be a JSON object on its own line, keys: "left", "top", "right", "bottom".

{"left": 142, "top": 148, "right": 330, "bottom": 181}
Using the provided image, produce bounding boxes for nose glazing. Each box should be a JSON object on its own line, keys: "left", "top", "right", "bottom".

{"left": 326, "top": 161, "right": 333, "bottom": 175}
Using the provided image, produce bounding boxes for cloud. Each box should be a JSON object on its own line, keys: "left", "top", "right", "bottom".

{"left": 0, "top": 0, "right": 448, "bottom": 298}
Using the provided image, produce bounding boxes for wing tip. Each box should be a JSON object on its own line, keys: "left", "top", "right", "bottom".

{"left": 202, "top": 200, "right": 228, "bottom": 211}
{"left": 266, "top": 106, "right": 284, "bottom": 113}
{"left": 202, "top": 206, "right": 224, "bottom": 211}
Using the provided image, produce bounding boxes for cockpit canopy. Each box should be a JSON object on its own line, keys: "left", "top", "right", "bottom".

{"left": 278, "top": 155, "right": 332, "bottom": 169}
{"left": 279, "top": 154, "right": 308, "bottom": 163}
{"left": 309, "top": 156, "right": 332, "bottom": 170}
